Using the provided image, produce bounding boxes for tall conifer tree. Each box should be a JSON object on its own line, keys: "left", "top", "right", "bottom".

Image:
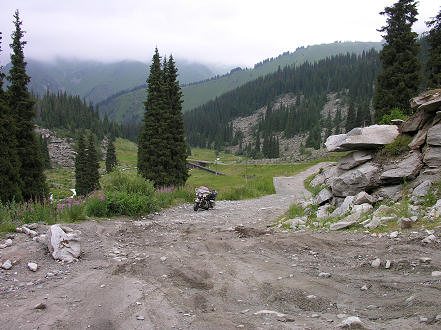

{"left": 426, "top": 9, "right": 441, "bottom": 88}
{"left": 0, "top": 32, "right": 22, "bottom": 202}
{"left": 74, "top": 134, "right": 88, "bottom": 196}
{"left": 105, "top": 137, "right": 117, "bottom": 173}
{"left": 7, "top": 10, "right": 47, "bottom": 200}
{"left": 86, "top": 133, "right": 100, "bottom": 192}
{"left": 373, "top": 0, "right": 420, "bottom": 122}
{"left": 165, "top": 55, "right": 189, "bottom": 186}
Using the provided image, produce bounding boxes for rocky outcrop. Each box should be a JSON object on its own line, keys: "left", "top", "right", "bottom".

{"left": 331, "top": 163, "right": 379, "bottom": 197}
{"left": 36, "top": 127, "right": 76, "bottom": 168}
{"left": 325, "top": 125, "right": 399, "bottom": 152}
{"left": 337, "top": 151, "right": 373, "bottom": 170}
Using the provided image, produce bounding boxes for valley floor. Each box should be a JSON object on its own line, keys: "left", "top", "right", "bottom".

{"left": 1, "top": 163, "right": 440, "bottom": 329}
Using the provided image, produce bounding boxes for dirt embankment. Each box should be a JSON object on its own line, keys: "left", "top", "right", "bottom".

{"left": 1, "top": 163, "right": 440, "bottom": 329}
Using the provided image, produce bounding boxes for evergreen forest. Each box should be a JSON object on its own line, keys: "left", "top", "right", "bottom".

{"left": 184, "top": 50, "right": 381, "bottom": 153}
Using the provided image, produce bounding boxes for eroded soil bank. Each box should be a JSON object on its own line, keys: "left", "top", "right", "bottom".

{"left": 1, "top": 163, "right": 440, "bottom": 329}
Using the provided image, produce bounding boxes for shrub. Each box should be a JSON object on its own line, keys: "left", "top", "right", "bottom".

{"left": 102, "top": 170, "right": 156, "bottom": 195}
{"left": 378, "top": 134, "right": 412, "bottom": 157}
{"left": 105, "top": 191, "right": 158, "bottom": 216}
{"left": 85, "top": 195, "right": 108, "bottom": 217}
{"left": 378, "top": 108, "right": 409, "bottom": 125}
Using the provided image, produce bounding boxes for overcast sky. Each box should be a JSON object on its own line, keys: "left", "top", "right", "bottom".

{"left": 0, "top": 0, "right": 439, "bottom": 67}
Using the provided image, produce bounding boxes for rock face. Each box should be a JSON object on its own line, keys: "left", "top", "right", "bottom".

{"left": 325, "top": 125, "right": 399, "bottom": 152}
{"left": 426, "top": 123, "right": 441, "bottom": 146}
{"left": 380, "top": 151, "right": 423, "bottom": 183}
{"left": 331, "top": 163, "right": 379, "bottom": 197}
{"left": 36, "top": 127, "right": 77, "bottom": 168}
{"left": 315, "top": 188, "right": 333, "bottom": 205}
{"left": 337, "top": 151, "right": 373, "bottom": 170}
{"left": 47, "top": 225, "right": 81, "bottom": 263}
{"left": 423, "top": 146, "right": 441, "bottom": 168}
{"left": 410, "top": 90, "right": 441, "bottom": 112}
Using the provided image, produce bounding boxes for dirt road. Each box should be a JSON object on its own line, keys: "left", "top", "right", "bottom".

{"left": 1, "top": 163, "right": 440, "bottom": 329}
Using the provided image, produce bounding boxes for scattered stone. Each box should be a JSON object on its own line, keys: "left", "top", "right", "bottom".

{"left": 330, "top": 219, "right": 357, "bottom": 231}
{"left": 306, "top": 295, "right": 316, "bottom": 299}
{"left": 412, "top": 181, "right": 432, "bottom": 197}
{"left": 1, "top": 259, "right": 12, "bottom": 270}
{"left": 373, "top": 185, "right": 403, "bottom": 202}
{"left": 160, "top": 256, "right": 167, "bottom": 262}
{"left": 21, "top": 226, "right": 38, "bottom": 238}
{"left": 385, "top": 260, "right": 391, "bottom": 269}
{"left": 373, "top": 205, "right": 396, "bottom": 217}
{"left": 27, "top": 262, "right": 38, "bottom": 272}
{"left": 315, "top": 188, "right": 333, "bottom": 205}
{"left": 338, "top": 316, "right": 366, "bottom": 329}
{"left": 311, "top": 313, "right": 319, "bottom": 318}
{"left": 136, "top": 315, "right": 145, "bottom": 321}
{"left": 419, "top": 257, "right": 432, "bottom": 264}
{"left": 46, "top": 224, "right": 81, "bottom": 263}
{"left": 254, "top": 310, "right": 287, "bottom": 318}
{"left": 420, "top": 316, "right": 428, "bottom": 323}
{"left": 34, "top": 302, "right": 46, "bottom": 310}
{"left": 360, "top": 285, "right": 369, "bottom": 291}
{"left": 354, "top": 191, "right": 375, "bottom": 205}
{"left": 389, "top": 231, "right": 399, "bottom": 239}
{"left": 432, "top": 271, "right": 441, "bottom": 277}
{"left": 401, "top": 218, "right": 412, "bottom": 229}
{"left": 316, "top": 205, "right": 331, "bottom": 220}
{"left": 351, "top": 203, "right": 373, "bottom": 215}
{"left": 422, "top": 234, "right": 436, "bottom": 244}
{"left": 371, "top": 258, "right": 381, "bottom": 268}
{"left": 331, "top": 196, "right": 355, "bottom": 217}
{"left": 319, "top": 272, "right": 331, "bottom": 278}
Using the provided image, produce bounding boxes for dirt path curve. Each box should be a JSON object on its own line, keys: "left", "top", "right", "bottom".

{"left": 1, "top": 162, "right": 440, "bottom": 330}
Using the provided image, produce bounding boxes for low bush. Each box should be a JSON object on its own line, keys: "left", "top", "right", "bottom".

{"left": 378, "top": 108, "right": 409, "bottom": 125}
{"left": 378, "top": 134, "right": 412, "bottom": 157}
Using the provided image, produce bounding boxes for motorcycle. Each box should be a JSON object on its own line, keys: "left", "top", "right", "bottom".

{"left": 193, "top": 186, "right": 218, "bottom": 211}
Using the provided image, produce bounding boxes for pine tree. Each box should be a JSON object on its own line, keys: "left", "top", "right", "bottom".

{"left": 39, "top": 134, "right": 51, "bottom": 169}
{"left": 74, "top": 134, "right": 88, "bottom": 196}
{"left": 345, "top": 101, "right": 357, "bottom": 131}
{"left": 426, "top": 9, "right": 441, "bottom": 88}
{"left": 7, "top": 10, "right": 47, "bottom": 200}
{"left": 373, "top": 0, "right": 421, "bottom": 122}
{"left": 105, "top": 137, "right": 117, "bottom": 173}
{"left": 138, "top": 48, "right": 170, "bottom": 187}
{"left": 0, "top": 32, "right": 22, "bottom": 202}
{"left": 86, "top": 133, "right": 100, "bottom": 192}
{"left": 165, "top": 55, "right": 189, "bottom": 186}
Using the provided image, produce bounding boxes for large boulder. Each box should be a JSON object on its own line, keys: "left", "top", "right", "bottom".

{"left": 337, "top": 151, "right": 373, "bottom": 170}
{"left": 330, "top": 196, "right": 355, "bottom": 217}
{"left": 315, "top": 188, "right": 333, "bottom": 205}
{"left": 408, "top": 121, "right": 431, "bottom": 149}
{"left": 427, "top": 123, "right": 441, "bottom": 146}
{"left": 331, "top": 163, "right": 380, "bottom": 197}
{"left": 380, "top": 151, "right": 423, "bottom": 183}
{"left": 354, "top": 191, "right": 375, "bottom": 205}
{"left": 401, "top": 108, "right": 432, "bottom": 133}
{"left": 46, "top": 225, "right": 81, "bottom": 263}
{"left": 372, "top": 185, "right": 403, "bottom": 202}
{"left": 423, "top": 146, "right": 441, "bottom": 168}
{"left": 325, "top": 125, "right": 399, "bottom": 152}
{"left": 410, "top": 90, "right": 441, "bottom": 113}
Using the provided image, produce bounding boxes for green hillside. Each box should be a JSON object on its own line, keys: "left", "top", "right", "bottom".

{"left": 98, "top": 41, "right": 382, "bottom": 123}
{"left": 2, "top": 58, "right": 217, "bottom": 105}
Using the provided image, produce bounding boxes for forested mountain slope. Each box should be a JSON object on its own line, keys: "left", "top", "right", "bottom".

{"left": 184, "top": 50, "right": 381, "bottom": 155}
{"left": 98, "top": 42, "right": 382, "bottom": 123}
{"left": 1, "top": 58, "right": 218, "bottom": 105}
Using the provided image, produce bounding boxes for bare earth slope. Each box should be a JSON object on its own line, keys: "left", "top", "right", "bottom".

{"left": 1, "top": 162, "right": 440, "bottom": 329}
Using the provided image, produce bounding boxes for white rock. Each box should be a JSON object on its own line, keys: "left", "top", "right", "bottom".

{"left": 432, "top": 271, "right": 441, "bottom": 277}
{"left": 1, "top": 259, "right": 12, "bottom": 270}
{"left": 27, "top": 262, "right": 38, "bottom": 272}
{"left": 422, "top": 234, "right": 436, "bottom": 244}
{"left": 4, "top": 239, "right": 13, "bottom": 247}
{"left": 354, "top": 191, "right": 375, "bottom": 205}
{"left": 338, "top": 316, "right": 366, "bottom": 328}
{"left": 136, "top": 315, "right": 145, "bottom": 320}
{"left": 46, "top": 224, "right": 81, "bottom": 263}
{"left": 331, "top": 196, "right": 355, "bottom": 217}
{"left": 22, "top": 226, "right": 38, "bottom": 237}
{"left": 253, "top": 310, "right": 286, "bottom": 318}
{"left": 389, "top": 231, "right": 399, "bottom": 239}
{"left": 160, "top": 256, "right": 167, "bottom": 262}
{"left": 315, "top": 188, "right": 333, "bottom": 205}
{"left": 360, "top": 285, "right": 369, "bottom": 291}
{"left": 319, "top": 272, "right": 331, "bottom": 278}
{"left": 385, "top": 260, "right": 391, "bottom": 269}
{"left": 352, "top": 203, "right": 373, "bottom": 215}
{"left": 371, "top": 258, "right": 381, "bottom": 268}
{"left": 412, "top": 181, "right": 432, "bottom": 197}
{"left": 316, "top": 204, "right": 331, "bottom": 220}
{"left": 419, "top": 257, "right": 432, "bottom": 264}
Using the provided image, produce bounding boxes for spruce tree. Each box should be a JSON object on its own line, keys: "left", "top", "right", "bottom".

{"left": 138, "top": 48, "right": 170, "bottom": 187}
{"left": 165, "top": 55, "right": 189, "bottom": 186}
{"left": 74, "top": 134, "right": 88, "bottom": 196}
{"left": 373, "top": 0, "right": 420, "bottom": 122}
{"left": 86, "top": 133, "right": 100, "bottom": 192}
{"left": 0, "top": 32, "right": 22, "bottom": 202}
{"left": 426, "top": 9, "right": 441, "bottom": 88}
{"left": 7, "top": 10, "right": 47, "bottom": 200}
{"left": 39, "top": 134, "right": 51, "bottom": 169}
{"left": 105, "top": 137, "right": 117, "bottom": 173}
{"left": 345, "top": 101, "right": 357, "bottom": 132}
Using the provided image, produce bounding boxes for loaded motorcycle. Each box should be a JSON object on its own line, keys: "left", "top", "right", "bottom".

{"left": 193, "top": 186, "right": 218, "bottom": 211}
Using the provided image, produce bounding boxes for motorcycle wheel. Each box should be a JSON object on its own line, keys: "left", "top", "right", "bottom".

{"left": 193, "top": 203, "right": 198, "bottom": 211}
